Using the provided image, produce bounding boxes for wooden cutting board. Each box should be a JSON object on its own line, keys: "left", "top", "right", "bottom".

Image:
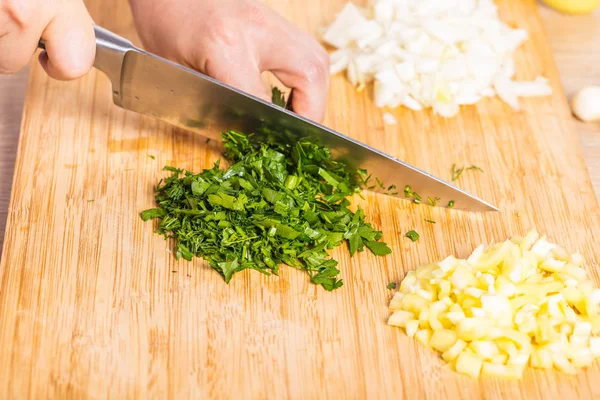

{"left": 2, "top": 0, "right": 600, "bottom": 398}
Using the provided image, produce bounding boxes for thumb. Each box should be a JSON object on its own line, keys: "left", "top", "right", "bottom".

{"left": 39, "top": 2, "right": 95, "bottom": 80}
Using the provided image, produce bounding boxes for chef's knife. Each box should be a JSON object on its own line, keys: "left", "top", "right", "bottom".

{"left": 39, "top": 26, "right": 497, "bottom": 212}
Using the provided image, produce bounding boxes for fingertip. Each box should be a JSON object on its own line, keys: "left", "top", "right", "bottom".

{"left": 41, "top": 8, "right": 95, "bottom": 80}
{"left": 291, "top": 93, "right": 327, "bottom": 123}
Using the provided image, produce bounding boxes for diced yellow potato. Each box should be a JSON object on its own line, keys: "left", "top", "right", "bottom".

{"left": 495, "top": 275, "right": 517, "bottom": 297}
{"left": 450, "top": 265, "right": 477, "bottom": 290}
{"left": 467, "top": 245, "right": 485, "bottom": 266}
{"left": 430, "top": 329, "right": 458, "bottom": 352}
{"left": 389, "top": 230, "right": 600, "bottom": 379}
{"left": 530, "top": 348, "right": 553, "bottom": 369}
{"left": 435, "top": 312, "right": 451, "bottom": 328}
{"left": 510, "top": 295, "right": 538, "bottom": 311}
{"left": 552, "top": 353, "right": 577, "bottom": 375}
{"left": 540, "top": 258, "right": 566, "bottom": 273}
{"left": 571, "top": 252, "right": 584, "bottom": 267}
{"left": 531, "top": 237, "right": 557, "bottom": 258}
{"left": 417, "top": 288, "right": 437, "bottom": 302}
{"left": 439, "top": 280, "right": 451, "bottom": 297}
{"left": 456, "top": 318, "right": 488, "bottom": 341}
{"left": 464, "top": 287, "right": 485, "bottom": 298}
{"left": 445, "top": 311, "right": 466, "bottom": 325}
{"left": 442, "top": 339, "right": 467, "bottom": 362}
{"left": 438, "top": 256, "right": 458, "bottom": 272}
{"left": 591, "top": 316, "right": 600, "bottom": 334}
{"left": 566, "top": 347, "right": 593, "bottom": 368}
{"left": 589, "top": 337, "right": 600, "bottom": 357}
{"left": 535, "top": 316, "right": 560, "bottom": 345}
{"left": 570, "top": 335, "right": 589, "bottom": 348}
{"left": 551, "top": 247, "right": 570, "bottom": 262}
{"left": 496, "top": 339, "right": 518, "bottom": 357}
{"left": 461, "top": 297, "right": 480, "bottom": 310}
{"left": 469, "top": 341, "right": 500, "bottom": 360}
{"left": 578, "top": 281, "right": 595, "bottom": 296}
{"left": 415, "top": 329, "right": 432, "bottom": 346}
{"left": 428, "top": 313, "right": 444, "bottom": 331}
{"left": 402, "top": 293, "right": 431, "bottom": 315}
{"left": 519, "top": 230, "right": 540, "bottom": 252}
{"left": 491, "top": 354, "right": 509, "bottom": 365}
{"left": 508, "top": 351, "right": 531, "bottom": 366}
{"left": 449, "top": 303, "right": 463, "bottom": 313}
{"left": 455, "top": 351, "right": 484, "bottom": 378}
{"left": 400, "top": 272, "right": 417, "bottom": 293}
{"left": 388, "top": 310, "right": 414, "bottom": 327}
{"left": 482, "top": 362, "right": 524, "bottom": 379}
{"left": 418, "top": 309, "right": 430, "bottom": 330}
{"left": 405, "top": 320, "right": 420, "bottom": 338}
{"left": 585, "top": 295, "right": 599, "bottom": 317}
{"left": 389, "top": 292, "right": 405, "bottom": 310}
{"left": 566, "top": 265, "right": 588, "bottom": 282}
{"left": 517, "top": 318, "right": 538, "bottom": 336}
{"left": 540, "top": 281, "right": 565, "bottom": 295}
{"left": 573, "top": 321, "right": 592, "bottom": 337}
{"left": 417, "top": 264, "right": 438, "bottom": 280}
{"left": 559, "top": 323, "right": 573, "bottom": 336}
{"left": 502, "top": 329, "right": 532, "bottom": 351}
{"left": 563, "top": 286, "right": 583, "bottom": 304}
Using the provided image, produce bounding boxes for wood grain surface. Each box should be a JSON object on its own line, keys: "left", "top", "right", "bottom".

{"left": 1, "top": 1, "right": 600, "bottom": 399}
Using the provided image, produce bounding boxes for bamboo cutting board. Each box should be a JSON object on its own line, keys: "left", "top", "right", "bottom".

{"left": 2, "top": 0, "right": 600, "bottom": 398}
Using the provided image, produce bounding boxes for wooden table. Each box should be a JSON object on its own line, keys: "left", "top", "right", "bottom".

{"left": 0, "top": 4, "right": 598, "bottom": 259}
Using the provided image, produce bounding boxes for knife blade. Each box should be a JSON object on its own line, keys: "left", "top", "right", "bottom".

{"left": 41, "top": 26, "right": 497, "bottom": 212}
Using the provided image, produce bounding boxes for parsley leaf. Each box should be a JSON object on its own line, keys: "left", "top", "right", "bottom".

{"left": 271, "top": 87, "right": 286, "bottom": 107}
{"left": 405, "top": 230, "right": 420, "bottom": 242}
{"left": 387, "top": 282, "right": 397, "bottom": 290}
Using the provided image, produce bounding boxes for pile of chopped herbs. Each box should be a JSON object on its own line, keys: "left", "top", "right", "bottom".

{"left": 141, "top": 130, "right": 391, "bottom": 291}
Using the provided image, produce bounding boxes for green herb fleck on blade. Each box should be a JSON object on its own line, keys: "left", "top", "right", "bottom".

{"left": 447, "top": 200, "right": 455, "bottom": 208}
{"left": 425, "top": 219, "right": 435, "bottom": 224}
{"left": 141, "top": 130, "right": 391, "bottom": 290}
{"left": 387, "top": 282, "right": 397, "bottom": 290}
{"left": 148, "top": 155, "right": 156, "bottom": 160}
{"left": 87, "top": 199, "right": 95, "bottom": 203}
{"left": 405, "top": 230, "right": 420, "bottom": 242}
{"left": 403, "top": 185, "right": 422, "bottom": 204}
{"left": 427, "top": 197, "right": 440, "bottom": 206}
{"left": 271, "top": 87, "right": 286, "bottom": 107}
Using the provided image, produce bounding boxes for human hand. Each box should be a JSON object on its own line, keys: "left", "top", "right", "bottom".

{"left": 128, "top": 0, "right": 330, "bottom": 122}
{"left": 0, "top": 0, "right": 95, "bottom": 79}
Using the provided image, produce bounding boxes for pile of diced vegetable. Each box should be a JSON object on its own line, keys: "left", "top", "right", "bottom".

{"left": 323, "top": 0, "right": 552, "bottom": 117}
{"left": 388, "top": 230, "right": 600, "bottom": 378}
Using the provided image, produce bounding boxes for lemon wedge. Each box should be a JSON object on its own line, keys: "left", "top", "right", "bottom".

{"left": 542, "top": 0, "right": 600, "bottom": 14}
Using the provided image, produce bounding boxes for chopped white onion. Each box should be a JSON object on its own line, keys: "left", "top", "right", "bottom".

{"left": 382, "top": 112, "right": 397, "bottom": 125}
{"left": 323, "top": 1, "right": 552, "bottom": 117}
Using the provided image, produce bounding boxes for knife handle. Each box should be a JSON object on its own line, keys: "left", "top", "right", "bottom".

{"left": 38, "top": 25, "right": 134, "bottom": 104}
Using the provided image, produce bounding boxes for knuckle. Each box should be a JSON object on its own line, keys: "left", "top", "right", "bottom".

{"left": 303, "top": 54, "right": 329, "bottom": 83}
{"left": 203, "top": 13, "right": 240, "bottom": 48}
{"left": 2, "top": 0, "right": 35, "bottom": 29}
{"left": 0, "top": 60, "right": 24, "bottom": 75}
